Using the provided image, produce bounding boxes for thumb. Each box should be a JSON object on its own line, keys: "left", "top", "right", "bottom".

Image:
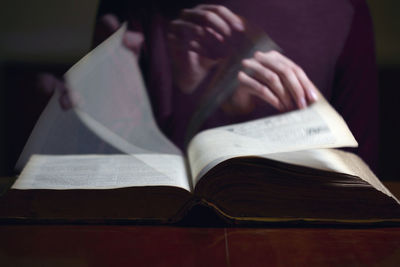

{"left": 122, "top": 31, "right": 144, "bottom": 56}
{"left": 93, "top": 14, "right": 121, "bottom": 46}
{"left": 36, "top": 73, "right": 65, "bottom": 96}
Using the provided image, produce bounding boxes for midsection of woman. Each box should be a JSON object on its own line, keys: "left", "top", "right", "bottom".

{"left": 96, "top": 0, "right": 379, "bottom": 170}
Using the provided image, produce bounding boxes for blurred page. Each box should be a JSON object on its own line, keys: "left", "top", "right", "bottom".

{"left": 184, "top": 25, "right": 280, "bottom": 144}
{"left": 65, "top": 24, "right": 180, "bottom": 155}
{"left": 17, "top": 24, "right": 181, "bottom": 171}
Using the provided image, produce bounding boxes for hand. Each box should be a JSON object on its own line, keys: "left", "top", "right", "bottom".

{"left": 94, "top": 14, "right": 144, "bottom": 56}
{"left": 230, "top": 50, "right": 319, "bottom": 113}
{"left": 168, "top": 5, "right": 245, "bottom": 59}
{"left": 37, "top": 14, "right": 144, "bottom": 110}
{"left": 167, "top": 5, "right": 245, "bottom": 93}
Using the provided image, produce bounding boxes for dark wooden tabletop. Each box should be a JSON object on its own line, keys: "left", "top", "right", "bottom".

{"left": 1, "top": 181, "right": 400, "bottom": 267}
{"left": 1, "top": 225, "right": 400, "bottom": 266}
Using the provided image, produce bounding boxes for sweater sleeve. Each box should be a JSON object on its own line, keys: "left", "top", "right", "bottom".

{"left": 331, "top": 0, "right": 379, "bottom": 172}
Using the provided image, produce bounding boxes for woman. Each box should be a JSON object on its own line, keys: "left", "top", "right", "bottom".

{"left": 44, "top": 0, "right": 379, "bottom": 170}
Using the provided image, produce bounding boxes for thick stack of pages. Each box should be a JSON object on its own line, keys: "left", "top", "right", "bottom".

{"left": 1, "top": 25, "right": 399, "bottom": 225}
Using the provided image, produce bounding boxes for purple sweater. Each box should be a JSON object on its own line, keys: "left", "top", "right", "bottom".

{"left": 98, "top": 0, "right": 379, "bottom": 170}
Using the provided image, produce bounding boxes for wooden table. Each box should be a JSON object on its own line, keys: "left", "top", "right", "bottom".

{"left": 1, "top": 182, "right": 400, "bottom": 267}
{"left": 1, "top": 225, "right": 400, "bottom": 266}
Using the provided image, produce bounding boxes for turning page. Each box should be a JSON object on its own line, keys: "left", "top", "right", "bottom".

{"left": 15, "top": 24, "right": 189, "bottom": 190}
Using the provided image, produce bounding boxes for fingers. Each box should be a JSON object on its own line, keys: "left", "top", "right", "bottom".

{"left": 95, "top": 14, "right": 144, "bottom": 56}
{"left": 100, "top": 14, "right": 121, "bottom": 33}
{"left": 169, "top": 20, "right": 225, "bottom": 58}
{"left": 239, "top": 50, "right": 318, "bottom": 111}
{"left": 168, "top": 5, "right": 245, "bottom": 59}
{"left": 93, "top": 14, "right": 121, "bottom": 46}
{"left": 254, "top": 51, "right": 318, "bottom": 108}
{"left": 180, "top": 5, "right": 244, "bottom": 37}
{"left": 36, "top": 73, "right": 62, "bottom": 95}
{"left": 36, "top": 73, "right": 76, "bottom": 110}
{"left": 292, "top": 65, "right": 319, "bottom": 103}
{"left": 198, "top": 5, "right": 244, "bottom": 32}
{"left": 169, "top": 19, "right": 221, "bottom": 44}
{"left": 180, "top": 8, "right": 233, "bottom": 37}
{"left": 241, "top": 58, "right": 294, "bottom": 110}
{"left": 237, "top": 71, "right": 284, "bottom": 111}
{"left": 122, "top": 31, "right": 144, "bottom": 56}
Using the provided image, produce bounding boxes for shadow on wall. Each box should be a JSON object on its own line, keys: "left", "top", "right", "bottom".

{"left": 0, "top": 0, "right": 98, "bottom": 177}
{"left": 368, "top": 0, "right": 400, "bottom": 180}
{"left": 378, "top": 67, "right": 400, "bottom": 180}
{"left": 0, "top": 0, "right": 98, "bottom": 64}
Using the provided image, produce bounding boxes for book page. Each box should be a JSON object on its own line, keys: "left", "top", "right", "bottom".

{"left": 261, "top": 149, "right": 399, "bottom": 204}
{"left": 65, "top": 24, "right": 181, "bottom": 156}
{"left": 188, "top": 97, "right": 357, "bottom": 184}
{"left": 16, "top": 24, "right": 181, "bottom": 171}
{"left": 15, "top": 25, "right": 190, "bottom": 190}
{"left": 184, "top": 26, "right": 281, "bottom": 144}
{"left": 13, "top": 154, "right": 190, "bottom": 191}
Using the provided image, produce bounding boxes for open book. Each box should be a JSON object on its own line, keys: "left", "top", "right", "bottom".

{"left": 1, "top": 25, "right": 399, "bottom": 225}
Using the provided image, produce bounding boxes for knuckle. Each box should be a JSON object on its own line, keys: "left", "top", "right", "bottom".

{"left": 258, "top": 85, "right": 267, "bottom": 94}
{"left": 194, "top": 25, "right": 204, "bottom": 36}
{"left": 260, "top": 69, "right": 271, "bottom": 79}
{"left": 276, "top": 64, "right": 290, "bottom": 76}
{"left": 292, "top": 86, "right": 305, "bottom": 99}
{"left": 298, "top": 87, "right": 306, "bottom": 98}
{"left": 241, "top": 59, "right": 251, "bottom": 67}
{"left": 260, "top": 86, "right": 272, "bottom": 99}
{"left": 237, "top": 71, "right": 246, "bottom": 81}
{"left": 267, "top": 50, "right": 280, "bottom": 57}
{"left": 254, "top": 51, "right": 265, "bottom": 60}
{"left": 203, "top": 10, "right": 215, "bottom": 21}
{"left": 266, "top": 72, "right": 280, "bottom": 85}
{"left": 215, "top": 5, "right": 227, "bottom": 13}
{"left": 281, "top": 68, "right": 292, "bottom": 78}
{"left": 292, "top": 64, "right": 303, "bottom": 74}
{"left": 255, "top": 82, "right": 265, "bottom": 93}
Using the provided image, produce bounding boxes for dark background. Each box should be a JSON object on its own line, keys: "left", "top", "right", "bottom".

{"left": 0, "top": 0, "right": 399, "bottom": 179}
